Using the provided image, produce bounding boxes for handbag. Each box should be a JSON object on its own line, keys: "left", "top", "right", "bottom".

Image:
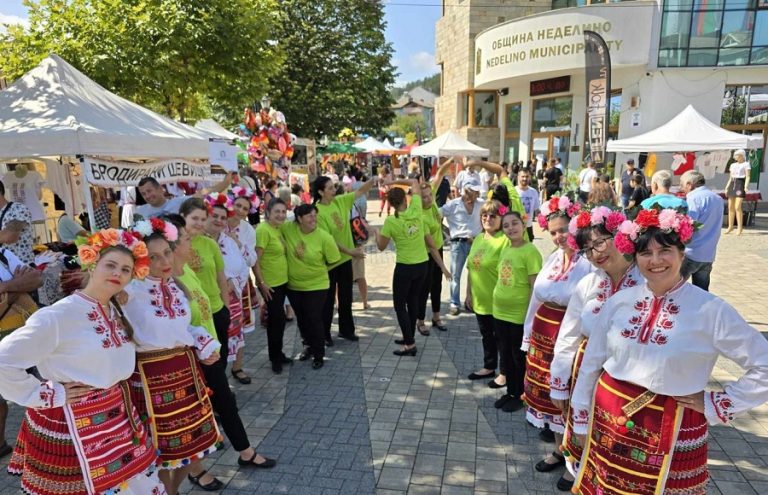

{"left": 350, "top": 204, "right": 369, "bottom": 245}
{"left": 0, "top": 291, "right": 38, "bottom": 336}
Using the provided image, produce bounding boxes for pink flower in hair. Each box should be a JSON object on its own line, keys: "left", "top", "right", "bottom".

{"left": 558, "top": 196, "right": 572, "bottom": 211}
{"left": 163, "top": 223, "right": 179, "bottom": 242}
{"left": 537, "top": 213, "right": 548, "bottom": 230}
{"left": 566, "top": 203, "right": 581, "bottom": 218}
{"left": 498, "top": 205, "right": 509, "bottom": 216}
{"left": 604, "top": 211, "right": 626, "bottom": 234}
{"left": 567, "top": 234, "right": 580, "bottom": 251}
{"left": 658, "top": 209, "right": 680, "bottom": 231}
{"left": 590, "top": 206, "right": 612, "bottom": 226}
{"left": 539, "top": 202, "right": 551, "bottom": 218}
{"left": 618, "top": 220, "right": 641, "bottom": 241}
{"left": 677, "top": 217, "right": 694, "bottom": 242}
{"left": 568, "top": 216, "right": 580, "bottom": 236}
{"left": 614, "top": 232, "right": 636, "bottom": 255}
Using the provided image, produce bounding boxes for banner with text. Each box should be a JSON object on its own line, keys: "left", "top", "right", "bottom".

{"left": 584, "top": 30, "right": 611, "bottom": 168}
{"left": 82, "top": 156, "right": 210, "bottom": 187}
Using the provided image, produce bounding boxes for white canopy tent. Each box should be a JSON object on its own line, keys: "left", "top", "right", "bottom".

{"left": 607, "top": 105, "right": 763, "bottom": 152}
{"left": 194, "top": 119, "right": 239, "bottom": 140}
{"left": 410, "top": 130, "right": 490, "bottom": 157}
{"left": 0, "top": 54, "right": 212, "bottom": 159}
{"left": 380, "top": 138, "right": 398, "bottom": 151}
{"left": 354, "top": 136, "right": 387, "bottom": 153}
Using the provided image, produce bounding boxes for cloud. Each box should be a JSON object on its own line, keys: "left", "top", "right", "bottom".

{"left": 0, "top": 12, "right": 29, "bottom": 32}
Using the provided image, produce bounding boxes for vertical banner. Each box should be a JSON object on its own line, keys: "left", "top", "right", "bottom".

{"left": 584, "top": 30, "right": 611, "bottom": 170}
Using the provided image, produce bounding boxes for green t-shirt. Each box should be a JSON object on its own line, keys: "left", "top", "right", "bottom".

{"left": 492, "top": 242, "right": 543, "bottom": 324}
{"left": 421, "top": 202, "right": 444, "bottom": 250}
{"left": 467, "top": 231, "right": 508, "bottom": 315}
{"left": 316, "top": 192, "right": 356, "bottom": 268}
{"left": 281, "top": 222, "right": 341, "bottom": 291}
{"left": 255, "top": 222, "right": 288, "bottom": 287}
{"left": 189, "top": 235, "right": 225, "bottom": 313}
{"left": 178, "top": 265, "right": 218, "bottom": 341}
{"left": 499, "top": 177, "right": 526, "bottom": 219}
{"left": 381, "top": 195, "right": 429, "bottom": 265}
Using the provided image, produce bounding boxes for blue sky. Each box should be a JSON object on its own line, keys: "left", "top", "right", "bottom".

{"left": 0, "top": 1, "right": 441, "bottom": 87}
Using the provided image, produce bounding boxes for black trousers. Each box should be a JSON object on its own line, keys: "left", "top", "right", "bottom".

{"left": 526, "top": 226, "right": 535, "bottom": 242}
{"left": 417, "top": 249, "right": 443, "bottom": 320}
{"left": 200, "top": 359, "right": 250, "bottom": 452}
{"left": 323, "top": 260, "right": 355, "bottom": 338}
{"left": 289, "top": 289, "right": 327, "bottom": 360}
{"left": 393, "top": 262, "right": 428, "bottom": 346}
{"left": 476, "top": 313, "right": 498, "bottom": 371}
{"left": 494, "top": 318, "right": 526, "bottom": 397}
{"left": 212, "top": 306, "right": 231, "bottom": 363}
{"left": 265, "top": 284, "right": 287, "bottom": 363}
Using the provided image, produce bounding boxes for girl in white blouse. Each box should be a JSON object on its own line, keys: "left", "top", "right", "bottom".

{"left": 570, "top": 208, "right": 768, "bottom": 494}
{"left": 0, "top": 230, "right": 166, "bottom": 495}
{"left": 725, "top": 148, "right": 751, "bottom": 235}
{"left": 226, "top": 187, "right": 259, "bottom": 335}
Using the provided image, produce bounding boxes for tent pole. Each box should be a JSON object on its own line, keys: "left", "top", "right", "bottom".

{"left": 78, "top": 156, "right": 96, "bottom": 233}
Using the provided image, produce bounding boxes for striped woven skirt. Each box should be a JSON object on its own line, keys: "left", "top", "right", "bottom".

{"left": 523, "top": 303, "right": 566, "bottom": 433}
{"left": 563, "top": 338, "right": 588, "bottom": 476}
{"left": 8, "top": 384, "right": 164, "bottom": 495}
{"left": 130, "top": 347, "right": 221, "bottom": 468}
{"left": 226, "top": 292, "right": 245, "bottom": 362}
{"left": 241, "top": 280, "right": 257, "bottom": 334}
{"left": 574, "top": 371, "right": 708, "bottom": 495}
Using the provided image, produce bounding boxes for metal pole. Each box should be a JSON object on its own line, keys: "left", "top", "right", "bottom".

{"left": 77, "top": 156, "right": 96, "bottom": 233}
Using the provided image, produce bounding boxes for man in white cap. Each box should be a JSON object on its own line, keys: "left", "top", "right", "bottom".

{"left": 440, "top": 180, "right": 485, "bottom": 315}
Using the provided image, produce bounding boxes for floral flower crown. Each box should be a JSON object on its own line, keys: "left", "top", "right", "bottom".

{"left": 537, "top": 195, "right": 581, "bottom": 230}
{"left": 228, "top": 186, "right": 261, "bottom": 213}
{"left": 75, "top": 228, "right": 150, "bottom": 279}
{"left": 613, "top": 207, "right": 697, "bottom": 257}
{"left": 566, "top": 205, "right": 627, "bottom": 252}
{"left": 133, "top": 217, "right": 179, "bottom": 243}
{"left": 204, "top": 192, "right": 235, "bottom": 216}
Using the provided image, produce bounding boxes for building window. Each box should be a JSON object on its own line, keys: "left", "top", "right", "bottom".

{"left": 659, "top": 0, "right": 768, "bottom": 67}
{"left": 504, "top": 103, "right": 522, "bottom": 164}
{"left": 532, "top": 95, "right": 573, "bottom": 131}
{"left": 459, "top": 90, "right": 498, "bottom": 128}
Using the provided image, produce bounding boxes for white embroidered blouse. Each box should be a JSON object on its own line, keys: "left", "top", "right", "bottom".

{"left": 570, "top": 280, "right": 768, "bottom": 434}
{"left": 216, "top": 232, "right": 250, "bottom": 295}
{"left": 0, "top": 292, "right": 135, "bottom": 409}
{"left": 522, "top": 249, "right": 593, "bottom": 351}
{"left": 123, "top": 277, "right": 220, "bottom": 360}
{"left": 549, "top": 264, "right": 643, "bottom": 400}
{"left": 227, "top": 220, "right": 257, "bottom": 268}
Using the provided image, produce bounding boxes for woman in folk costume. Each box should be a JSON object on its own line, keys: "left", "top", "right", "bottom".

{"left": 0, "top": 229, "right": 166, "bottom": 495}
{"left": 546, "top": 206, "right": 643, "bottom": 492}
{"left": 122, "top": 218, "right": 222, "bottom": 495}
{"left": 522, "top": 196, "right": 592, "bottom": 472}
{"left": 226, "top": 186, "right": 260, "bottom": 335}
{"left": 164, "top": 214, "right": 276, "bottom": 491}
{"left": 203, "top": 193, "right": 252, "bottom": 385}
{"left": 570, "top": 208, "right": 768, "bottom": 495}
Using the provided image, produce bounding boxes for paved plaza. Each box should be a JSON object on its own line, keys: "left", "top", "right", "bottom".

{"left": 2, "top": 211, "right": 768, "bottom": 495}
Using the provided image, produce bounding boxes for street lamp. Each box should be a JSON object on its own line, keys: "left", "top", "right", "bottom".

{"left": 260, "top": 95, "right": 272, "bottom": 110}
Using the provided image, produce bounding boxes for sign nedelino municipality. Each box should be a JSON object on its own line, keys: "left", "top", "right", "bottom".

{"left": 473, "top": 3, "right": 653, "bottom": 88}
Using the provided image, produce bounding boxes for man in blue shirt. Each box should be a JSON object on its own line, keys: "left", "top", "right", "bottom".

{"left": 640, "top": 170, "right": 688, "bottom": 211}
{"left": 679, "top": 170, "right": 723, "bottom": 291}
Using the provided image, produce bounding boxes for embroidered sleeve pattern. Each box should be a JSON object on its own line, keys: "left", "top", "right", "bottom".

{"left": 705, "top": 391, "right": 735, "bottom": 425}
{"left": 37, "top": 380, "right": 65, "bottom": 409}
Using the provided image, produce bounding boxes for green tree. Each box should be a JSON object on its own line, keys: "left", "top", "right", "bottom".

{"left": 387, "top": 114, "right": 427, "bottom": 140}
{"left": 391, "top": 73, "right": 440, "bottom": 100}
{"left": 268, "top": 0, "right": 396, "bottom": 138}
{"left": 0, "top": 0, "right": 283, "bottom": 123}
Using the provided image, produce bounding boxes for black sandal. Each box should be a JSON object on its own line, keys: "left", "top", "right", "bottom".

{"left": 231, "top": 369, "right": 252, "bottom": 384}
{"left": 187, "top": 470, "right": 224, "bottom": 491}
{"left": 417, "top": 323, "right": 430, "bottom": 336}
{"left": 535, "top": 452, "right": 565, "bottom": 472}
{"left": 237, "top": 451, "right": 277, "bottom": 468}
{"left": 431, "top": 319, "right": 448, "bottom": 331}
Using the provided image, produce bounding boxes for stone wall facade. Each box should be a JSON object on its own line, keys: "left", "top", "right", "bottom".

{"left": 435, "top": 0, "right": 550, "bottom": 160}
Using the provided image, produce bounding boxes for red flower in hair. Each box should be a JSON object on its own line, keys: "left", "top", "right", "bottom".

{"left": 149, "top": 217, "right": 165, "bottom": 231}
{"left": 548, "top": 198, "right": 560, "bottom": 212}
{"left": 575, "top": 211, "right": 591, "bottom": 229}
{"left": 635, "top": 209, "right": 660, "bottom": 229}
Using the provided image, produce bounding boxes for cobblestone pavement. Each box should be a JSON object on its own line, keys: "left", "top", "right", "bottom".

{"left": 1, "top": 210, "right": 767, "bottom": 495}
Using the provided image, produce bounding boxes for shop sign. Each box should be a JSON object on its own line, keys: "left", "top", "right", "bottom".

{"left": 530, "top": 76, "right": 571, "bottom": 96}
{"left": 81, "top": 156, "right": 210, "bottom": 187}
{"left": 474, "top": 2, "right": 654, "bottom": 88}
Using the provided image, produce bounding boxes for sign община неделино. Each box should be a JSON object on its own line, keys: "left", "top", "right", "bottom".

{"left": 473, "top": 3, "right": 654, "bottom": 87}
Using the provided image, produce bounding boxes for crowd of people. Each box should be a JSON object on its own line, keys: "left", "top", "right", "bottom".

{"left": 0, "top": 150, "right": 763, "bottom": 495}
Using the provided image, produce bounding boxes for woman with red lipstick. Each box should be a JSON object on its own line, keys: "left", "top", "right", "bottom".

{"left": 570, "top": 208, "right": 768, "bottom": 495}
{"left": 226, "top": 187, "right": 260, "bottom": 335}
{"left": 523, "top": 196, "right": 592, "bottom": 475}
{"left": 123, "top": 218, "right": 221, "bottom": 495}
{"left": 546, "top": 206, "right": 642, "bottom": 491}
{"left": 0, "top": 229, "right": 167, "bottom": 495}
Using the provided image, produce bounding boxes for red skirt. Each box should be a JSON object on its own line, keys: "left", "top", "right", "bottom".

{"left": 563, "top": 338, "right": 588, "bottom": 475}
{"left": 227, "top": 292, "right": 244, "bottom": 362}
{"left": 8, "top": 384, "right": 158, "bottom": 495}
{"left": 130, "top": 347, "right": 221, "bottom": 468}
{"left": 574, "top": 372, "right": 708, "bottom": 495}
{"left": 523, "top": 303, "right": 566, "bottom": 432}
